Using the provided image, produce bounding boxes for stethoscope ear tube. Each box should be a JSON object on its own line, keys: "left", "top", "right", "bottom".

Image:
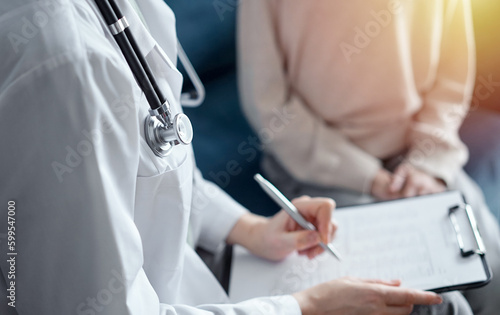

{"left": 178, "top": 41, "right": 205, "bottom": 107}
{"left": 94, "top": 0, "right": 164, "bottom": 113}
{"left": 106, "top": 0, "right": 171, "bottom": 112}
{"left": 94, "top": 0, "right": 194, "bottom": 155}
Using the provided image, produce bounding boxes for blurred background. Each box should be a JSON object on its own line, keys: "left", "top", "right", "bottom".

{"left": 473, "top": 0, "right": 500, "bottom": 112}
{"left": 166, "top": 0, "right": 500, "bottom": 222}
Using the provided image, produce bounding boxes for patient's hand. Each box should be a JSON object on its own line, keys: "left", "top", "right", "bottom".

{"left": 371, "top": 169, "right": 400, "bottom": 200}
{"left": 389, "top": 164, "right": 446, "bottom": 198}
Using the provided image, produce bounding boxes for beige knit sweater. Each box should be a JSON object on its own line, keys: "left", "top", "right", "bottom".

{"left": 238, "top": 0, "right": 475, "bottom": 193}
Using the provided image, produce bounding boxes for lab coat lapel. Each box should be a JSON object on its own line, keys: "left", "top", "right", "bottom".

{"left": 116, "top": 0, "right": 157, "bottom": 58}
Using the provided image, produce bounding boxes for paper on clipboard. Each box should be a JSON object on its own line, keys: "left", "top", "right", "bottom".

{"left": 229, "top": 191, "right": 490, "bottom": 303}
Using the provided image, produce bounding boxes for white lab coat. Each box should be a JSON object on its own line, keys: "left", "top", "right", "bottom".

{"left": 0, "top": 0, "right": 300, "bottom": 314}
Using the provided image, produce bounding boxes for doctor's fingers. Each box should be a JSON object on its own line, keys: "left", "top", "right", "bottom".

{"left": 287, "top": 219, "right": 336, "bottom": 245}
{"left": 283, "top": 230, "right": 322, "bottom": 252}
{"left": 356, "top": 279, "right": 401, "bottom": 287}
{"left": 291, "top": 195, "right": 311, "bottom": 203}
{"left": 292, "top": 197, "right": 336, "bottom": 244}
{"left": 382, "top": 286, "right": 442, "bottom": 306}
{"left": 298, "top": 220, "right": 336, "bottom": 259}
{"left": 383, "top": 305, "right": 415, "bottom": 315}
{"left": 298, "top": 244, "right": 324, "bottom": 259}
{"left": 330, "top": 220, "right": 338, "bottom": 242}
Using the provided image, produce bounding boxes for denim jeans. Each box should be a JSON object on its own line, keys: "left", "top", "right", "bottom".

{"left": 460, "top": 108, "right": 500, "bottom": 224}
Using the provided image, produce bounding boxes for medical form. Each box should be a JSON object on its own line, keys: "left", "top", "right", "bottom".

{"left": 229, "top": 191, "right": 490, "bottom": 302}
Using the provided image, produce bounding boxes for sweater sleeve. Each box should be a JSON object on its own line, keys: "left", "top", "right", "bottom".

{"left": 407, "top": 0, "right": 475, "bottom": 184}
{"left": 237, "top": 0, "right": 381, "bottom": 193}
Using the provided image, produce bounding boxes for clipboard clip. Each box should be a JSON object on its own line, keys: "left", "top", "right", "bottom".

{"left": 448, "top": 204, "right": 486, "bottom": 257}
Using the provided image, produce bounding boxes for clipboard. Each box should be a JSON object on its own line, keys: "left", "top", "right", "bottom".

{"left": 436, "top": 197, "right": 491, "bottom": 292}
{"left": 228, "top": 191, "right": 492, "bottom": 302}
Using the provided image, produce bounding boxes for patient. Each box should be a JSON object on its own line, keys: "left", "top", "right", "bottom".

{"left": 237, "top": 1, "right": 500, "bottom": 314}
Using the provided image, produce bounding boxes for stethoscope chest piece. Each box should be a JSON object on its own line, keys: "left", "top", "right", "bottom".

{"left": 145, "top": 113, "right": 193, "bottom": 157}
{"left": 95, "top": 0, "right": 199, "bottom": 158}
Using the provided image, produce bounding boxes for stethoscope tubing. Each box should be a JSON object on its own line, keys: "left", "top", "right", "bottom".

{"left": 94, "top": 0, "right": 164, "bottom": 111}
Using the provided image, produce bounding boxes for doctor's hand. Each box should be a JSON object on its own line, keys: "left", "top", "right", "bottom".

{"left": 227, "top": 196, "right": 337, "bottom": 261}
{"left": 293, "top": 277, "right": 442, "bottom": 315}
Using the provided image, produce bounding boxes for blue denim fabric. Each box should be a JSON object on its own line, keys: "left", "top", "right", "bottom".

{"left": 460, "top": 109, "right": 500, "bottom": 223}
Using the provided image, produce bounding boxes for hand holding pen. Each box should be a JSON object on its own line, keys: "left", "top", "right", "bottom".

{"left": 255, "top": 174, "right": 342, "bottom": 261}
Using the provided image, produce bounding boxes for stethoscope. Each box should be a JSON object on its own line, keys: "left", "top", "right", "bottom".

{"left": 94, "top": 0, "right": 205, "bottom": 157}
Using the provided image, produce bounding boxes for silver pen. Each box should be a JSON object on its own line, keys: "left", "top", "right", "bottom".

{"left": 254, "top": 173, "right": 342, "bottom": 261}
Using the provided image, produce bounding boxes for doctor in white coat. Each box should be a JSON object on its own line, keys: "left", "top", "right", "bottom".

{"left": 0, "top": 0, "right": 444, "bottom": 314}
